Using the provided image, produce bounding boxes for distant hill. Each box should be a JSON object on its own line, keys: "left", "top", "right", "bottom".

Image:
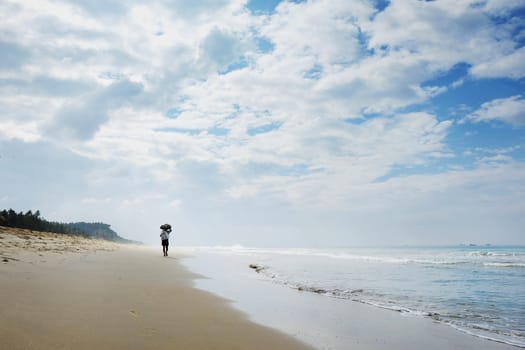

{"left": 0, "top": 209, "right": 138, "bottom": 244}
{"left": 67, "top": 222, "right": 138, "bottom": 244}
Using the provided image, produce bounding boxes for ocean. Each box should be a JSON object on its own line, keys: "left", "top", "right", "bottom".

{"left": 180, "top": 245, "right": 525, "bottom": 349}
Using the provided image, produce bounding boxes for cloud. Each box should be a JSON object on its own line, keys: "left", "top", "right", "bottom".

{"left": 263, "top": 0, "right": 372, "bottom": 67}
{"left": 44, "top": 80, "right": 143, "bottom": 140}
{"left": 163, "top": 0, "right": 234, "bottom": 18}
{"left": 1, "top": 0, "right": 524, "bottom": 245}
{"left": 0, "top": 139, "right": 99, "bottom": 208}
{"left": 470, "top": 46, "right": 525, "bottom": 79}
{"left": 0, "top": 41, "right": 30, "bottom": 69}
{"left": 0, "top": 119, "right": 41, "bottom": 142}
{"left": 482, "top": 0, "right": 525, "bottom": 16}
{"left": 222, "top": 112, "right": 452, "bottom": 206}
{"left": 0, "top": 76, "right": 95, "bottom": 97}
{"left": 366, "top": 0, "right": 524, "bottom": 81}
{"left": 466, "top": 95, "right": 525, "bottom": 127}
{"left": 199, "top": 27, "right": 247, "bottom": 70}
{"left": 62, "top": 0, "right": 130, "bottom": 17}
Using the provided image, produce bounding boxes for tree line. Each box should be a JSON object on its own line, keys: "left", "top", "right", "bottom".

{"left": 0, "top": 208, "right": 134, "bottom": 243}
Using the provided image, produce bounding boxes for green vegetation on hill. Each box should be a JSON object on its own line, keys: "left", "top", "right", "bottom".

{"left": 0, "top": 209, "right": 136, "bottom": 243}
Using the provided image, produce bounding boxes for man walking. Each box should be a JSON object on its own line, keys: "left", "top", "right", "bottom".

{"left": 160, "top": 224, "right": 172, "bottom": 257}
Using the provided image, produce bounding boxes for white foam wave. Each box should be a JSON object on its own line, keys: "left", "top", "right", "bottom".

{"left": 266, "top": 273, "right": 525, "bottom": 348}
{"left": 468, "top": 251, "right": 523, "bottom": 257}
{"left": 189, "top": 246, "right": 525, "bottom": 268}
{"left": 446, "top": 323, "right": 525, "bottom": 348}
{"left": 483, "top": 262, "right": 525, "bottom": 268}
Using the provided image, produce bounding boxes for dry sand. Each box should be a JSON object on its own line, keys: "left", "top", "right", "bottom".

{"left": 0, "top": 226, "right": 311, "bottom": 350}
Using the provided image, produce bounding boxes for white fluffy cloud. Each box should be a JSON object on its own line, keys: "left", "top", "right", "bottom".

{"left": 1, "top": 0, "right": 524, "bottom": 245}
{"left": 471, "top": 47, "right": 525, "bottom": 79}
{"left": 467, "top": 95, "right": 525, "bottom": 127}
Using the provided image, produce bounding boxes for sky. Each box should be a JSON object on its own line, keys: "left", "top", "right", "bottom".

{"left": 1, "top": 0, "right": 524, "bottom": 247}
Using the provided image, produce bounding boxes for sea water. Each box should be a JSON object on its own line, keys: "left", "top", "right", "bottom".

{"left": 180, "top": 245, "right": 525, "bottom": 348}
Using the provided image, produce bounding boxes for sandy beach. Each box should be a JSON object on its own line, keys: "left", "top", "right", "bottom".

{"left": 0, "top": 226, "right": 310, "bottom": 350}
{"left": 1, "top": 226, "right": 520, "bottom": 350}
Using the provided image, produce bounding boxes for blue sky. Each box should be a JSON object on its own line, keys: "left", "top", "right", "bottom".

{"left": 0, "top": 0, "right": 524, "bottom": 246}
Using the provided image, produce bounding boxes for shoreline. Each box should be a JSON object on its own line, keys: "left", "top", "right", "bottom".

{"left": 180, "top": 247, "right": 521, "bottom": 350}
{"left": 2, "top": 227, "right": 521, "bottom": 350}
{"left": 0, "top": 227, "right": 311, "bottom": 350}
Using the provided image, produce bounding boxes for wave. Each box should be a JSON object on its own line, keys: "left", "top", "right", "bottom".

{"left": 446, "top": 323, "right": 525, "bottom": 348}
{"left": 186, "top": 245, "right": 525, "bottom": 348}
{"left": 468, "top": 251, "right": 524, "bottom": 257}
{"left": 483, "top": 262, "right": 525, "bottom": 268}
{"left": 245, "top": 260, "right": 525, "bottom": 349}
{"left": 256, "top": 270, "right": 525, "bottom": 348}
{"left": 190, "top": 246, "right": 525, "bottom": 268}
